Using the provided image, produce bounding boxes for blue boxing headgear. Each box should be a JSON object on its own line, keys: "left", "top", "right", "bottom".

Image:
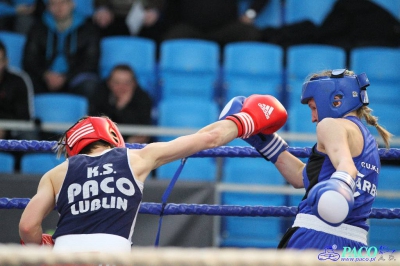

{"left": 301, "top": 69, "right": 370, "bottom": 121}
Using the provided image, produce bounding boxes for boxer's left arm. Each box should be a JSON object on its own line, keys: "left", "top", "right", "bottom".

{"left": 307, "top": 118, "right": 357, "bottom": 226}
{"left": 317, "top": 118, "right": 358, "bottom": 177}
{"left": 19, "top": 172, "right": 55, "bottom": 245}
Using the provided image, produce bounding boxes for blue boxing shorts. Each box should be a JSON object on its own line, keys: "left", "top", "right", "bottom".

{"left": 278, "top": 214, "right": 367, "bottom": 250}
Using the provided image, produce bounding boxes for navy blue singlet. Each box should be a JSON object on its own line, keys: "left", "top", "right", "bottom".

{"left": 53, "top": 148, "right": 143, "bottom": 243}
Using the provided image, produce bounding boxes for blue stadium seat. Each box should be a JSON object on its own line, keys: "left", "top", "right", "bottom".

{"left": 369, "top": 165, "right": 400, "bottom": 250}
{"left": 157, "top": 157, "right": 217, "bottom": 182}
{"left": 157, "top": 98, "right": 219, "bottom": 134}
{"left": 0, "top": 152, "right": 15, "bottom": 173}
{"left": 223, "top": 157, "right": 284, "bottom": 185}
{"left": 286, "top": 44, "right": 346, "bottom": 148}
{"left": 159, "top": 39, "right": 220, "bottom": 101}
{"left": 0, "top": 30, "right": 26, "bottom": 70}
{"left": 74, "top": 0, "right": 94, "bottom": 17}
{"left": 286, "top": 102, "right": 317, "bottom": 149}
{"left": 238, "top": 0, "right": 282, "bottom": 28}
{"left": 223, "top": 42, "right": 284, "bottom": 101}
{"left": 99, "top": 36, "right": 157, "bottom": 98}
{"left": 20, "top": 153, "right": 64, "bottom": 175}
{"left": 284, "top": 0, "right": 336, "bottom": 25}
{"left": 218, "top": 156, "right": 286, "bottom": 248}
{"left": 366, "top": 82, "right": 399, "bottom": 105}
{"left": 219, "top": 193, "right": 285, "bottom": 248}
{"left": 369, "top": 102, "right": 400, "bottom": 143}
{"left": 350, "top": 47, "right": 400, "bottom": 116}
{"left": 156, "top": 98, "right": 219, "bottom": 181}
{"left": 34, "top": 93, "right": 88, "bottom": 123}
{"left": 286, "top": 44, "right": 346, "bottom": 82}
{"left": 350, "top": 47, "right": 400, "bottom": 83}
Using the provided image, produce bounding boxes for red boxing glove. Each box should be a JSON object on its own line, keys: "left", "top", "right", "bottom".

{"left": 21, "top": 233, "right": 54, "bottom": 246}
{"left": 41, "top": 233, "right": 54, "bottom": 246}
{"left": 226, "top": 94, "right": 287, "bottom": 138}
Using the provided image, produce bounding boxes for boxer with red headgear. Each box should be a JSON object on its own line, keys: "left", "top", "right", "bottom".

{"left": 20, "top": 94, "right": 286, "bottom": 252}
{"left": 62, "top": 116, "right": 125, "bottom": 157}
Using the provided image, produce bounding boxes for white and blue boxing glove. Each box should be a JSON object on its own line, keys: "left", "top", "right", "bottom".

{"left": 307, "top": 171, "right": 356, "bottom": 227}
{"left": 219, "top": 96, "right": 246, "bottom": 120}
{"left": 219, "top": 96, "right": 288, "bottom": 163}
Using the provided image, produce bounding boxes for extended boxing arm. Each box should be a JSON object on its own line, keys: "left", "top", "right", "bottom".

{"left": 137, "top": 119, "right": 239, "bottom": 175}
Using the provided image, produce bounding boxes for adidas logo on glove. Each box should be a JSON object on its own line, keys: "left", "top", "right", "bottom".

{"left": 222, "top": 94, "right": 287, "bottom": 139}
{"left": 258, "top": 103, "right": 274, "bottom": 119}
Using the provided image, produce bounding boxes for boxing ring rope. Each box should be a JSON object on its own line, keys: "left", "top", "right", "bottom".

{"left": 2, "top": 245, "right": 398, "bottom": 266}
{"left": 1, "top": 198, "right": 400, "bottom": 219}
{"left": 1, "top": 139, "right": 400, "bottom": 219}
{"left": 0, "top": 198, "right": 294, "bottom": 216}
{"left": 1, "top": 139, "right": 400, "bottom": 265}
{"left": 2, "top": 139, "right": 400, "bottom": 159}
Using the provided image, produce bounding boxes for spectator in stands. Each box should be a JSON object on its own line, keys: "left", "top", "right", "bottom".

{"left": 0, "top": 41, "right": 31, "bottom": 140}
{"left": 260, "top": 0, "right": 400, "bottom": 50}
{"left": 23, "top": 0, "right": 100, "bottom": 101}
{"left": 0, "top": 0, "right": 36, "bottom": 34}
{"left": 91, "top": 64, "right": 153, "bottom": 144}
{"left": 161, "top": 0, "right": 269, "bottom": 49}
{"left": 317, "top": 0, "right": 400, "bottom": 51}
{"left": 93, "top": 0, "right": 165, "bottom": 43}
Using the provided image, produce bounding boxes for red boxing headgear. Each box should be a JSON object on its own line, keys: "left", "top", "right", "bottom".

{"left": 65, "top": 117, "right": 125, "bottom": 156}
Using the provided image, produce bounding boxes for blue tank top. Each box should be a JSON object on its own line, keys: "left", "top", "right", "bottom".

{"left": 53, "top": 148, "right": 143, "bottom": 242}
{"left": 299, "top": 116, "right": 380, "bottom": 230}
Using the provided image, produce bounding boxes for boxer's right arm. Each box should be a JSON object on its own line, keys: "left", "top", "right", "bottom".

{"left": 19, "top": 173, "right": 55, "bottom": 245}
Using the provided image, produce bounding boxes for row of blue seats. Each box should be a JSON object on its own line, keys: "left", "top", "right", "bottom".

{"left": 2, "top": 30, "right": 400, "bottom": 145}
{"left": 1, "top": 31, "right": 400, "bottom": 103}
{"left": 4, "top": 30, "right": 400, "bottom": 132}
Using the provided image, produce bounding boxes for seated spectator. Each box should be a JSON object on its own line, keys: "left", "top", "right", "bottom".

{"left": 91, "top": 64, "right": 153, "bottom": 144}
{"left": 0, "top": 40, "right": 32, "bottom": 140}
{"left": 162, "top": 0, "right": 269, "bottom": 49}
{"left": 23, "top": 0, "right": 100, "bottom": 101}
{"left": 0, "top": 0, "right": 36, "bottom": 34}
{"left": 93, "top": 0, "right": 165, "bottom": 43}
{"left": 260, "top": 0, "right": 400, "bottom": 50}
{"left": 317, "top": 0, "right": 400, "bottom": 51}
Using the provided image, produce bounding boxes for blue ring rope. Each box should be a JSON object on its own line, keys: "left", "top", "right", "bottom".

{"left": 0, "top": 140, "right": 400, "bottom": 159}
{"left": 1, "top": 198, "right": 399, "bottom": 219}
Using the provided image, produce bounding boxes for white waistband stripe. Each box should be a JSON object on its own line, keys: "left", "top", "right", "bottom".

{"left": 292, "top": 213, "right": 367, "bottom": 245}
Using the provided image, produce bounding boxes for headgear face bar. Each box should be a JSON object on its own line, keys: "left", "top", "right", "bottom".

{"left": 301, "top": 69, "right": 370, "bottom": 121}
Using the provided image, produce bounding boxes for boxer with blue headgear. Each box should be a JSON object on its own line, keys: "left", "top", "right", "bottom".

{"left": 300, "top": 69, "right": 370, "bottom": 121}
{"left": 235, "top": 69, "right": 393, "bottom": 250}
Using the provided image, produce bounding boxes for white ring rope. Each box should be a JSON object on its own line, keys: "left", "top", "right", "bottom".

{"left": 0, "top": 245, "right": 398, "bottom": 266}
